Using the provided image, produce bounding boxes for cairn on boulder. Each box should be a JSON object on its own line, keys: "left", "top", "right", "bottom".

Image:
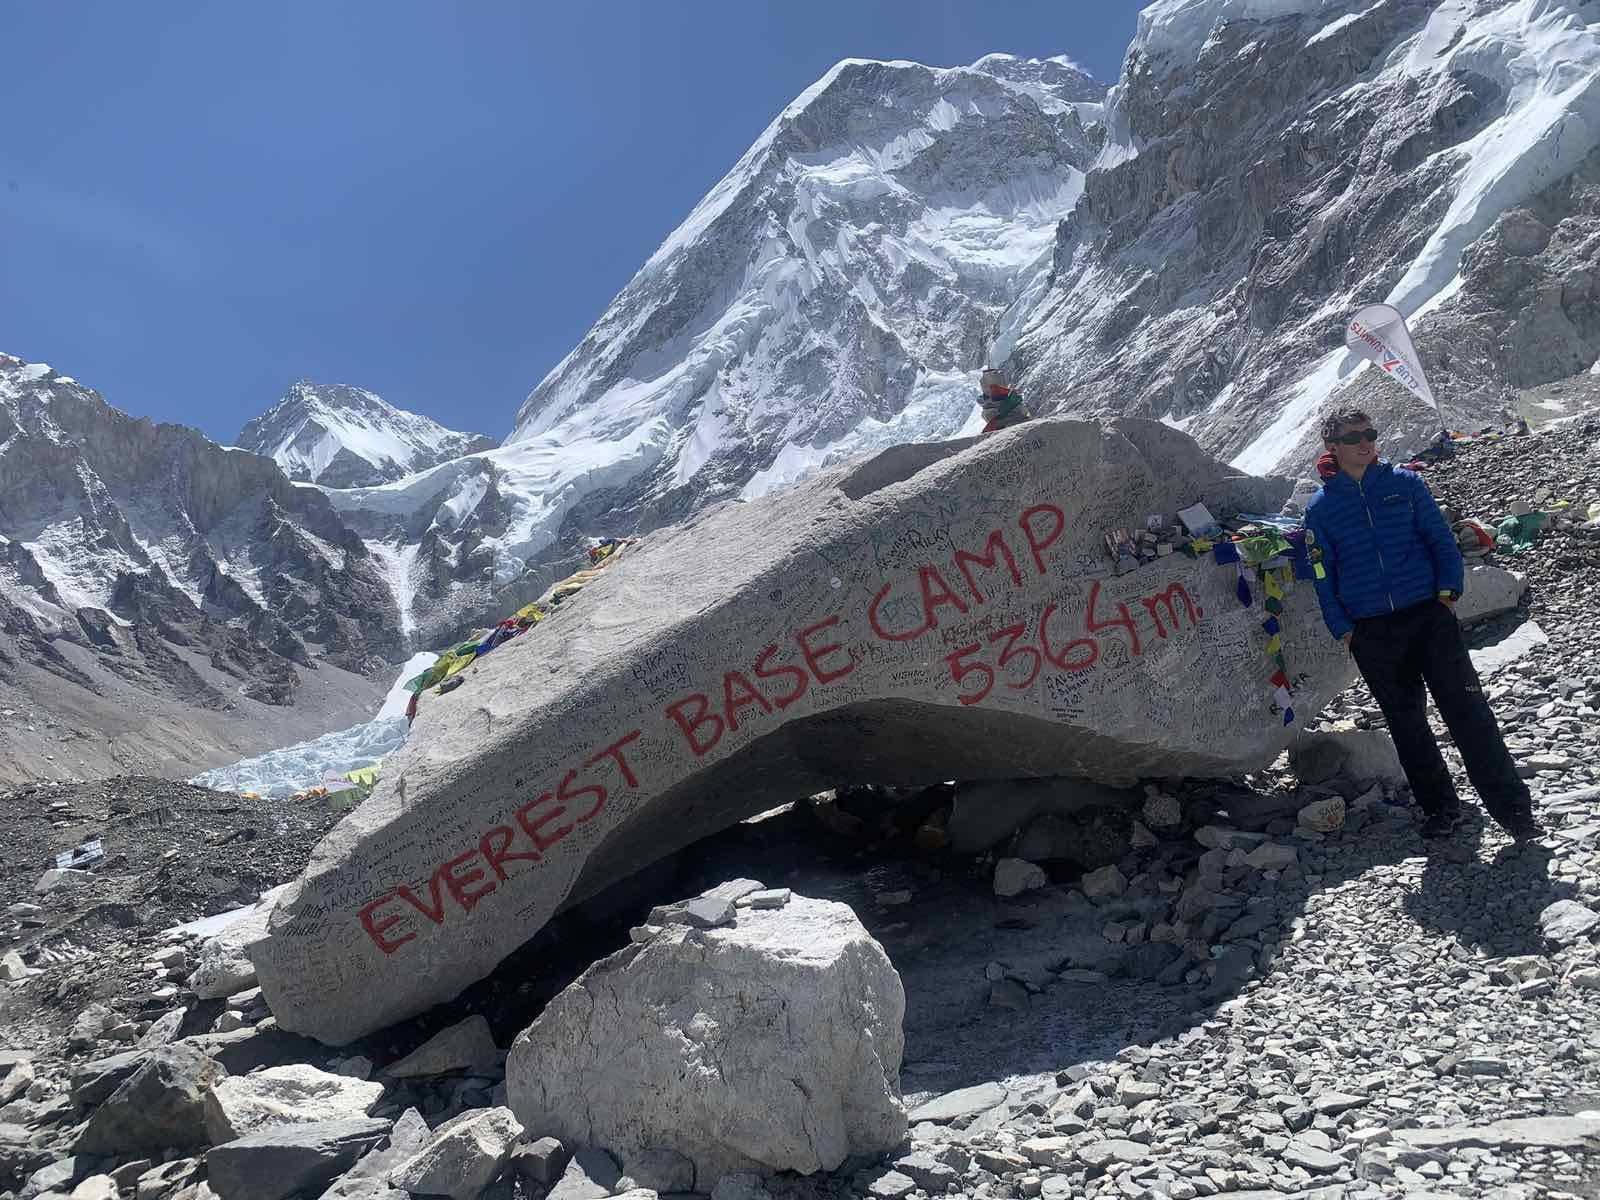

{"left": 255, "top": 418, "right": 1370, "bottom": 1042}
{"left": 507, "top": 892, "right": 907, "bottom": 1187}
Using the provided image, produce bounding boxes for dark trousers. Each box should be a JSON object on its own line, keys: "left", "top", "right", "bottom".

{"left": 1350, "top": 599, "right": 1531, "bottom": 822}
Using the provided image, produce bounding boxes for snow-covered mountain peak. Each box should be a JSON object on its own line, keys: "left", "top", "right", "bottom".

{"left": 238, "top": 380, "right": 495, "bottom": 488}
{"left": 288, "top": 52, "right": 1105, "bottom": 646}
{"left": 503, "top": 51, "right": 1106, "bottom": 506}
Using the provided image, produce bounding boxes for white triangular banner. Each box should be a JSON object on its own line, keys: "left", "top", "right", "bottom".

{"left": 1345, "top": 303, "right": 1439, "bottom": 420}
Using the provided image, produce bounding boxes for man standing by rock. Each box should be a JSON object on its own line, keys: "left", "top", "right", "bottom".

{"left": 1304, "top": 408, "right": 1541, "bottom": 843}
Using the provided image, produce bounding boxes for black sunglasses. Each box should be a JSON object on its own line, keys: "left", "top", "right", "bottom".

{"left": 1331, "top": 428, "right": 1379, "bottom": 445}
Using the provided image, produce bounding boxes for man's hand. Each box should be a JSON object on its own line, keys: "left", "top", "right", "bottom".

{"left": 1439, "top": 596, "right": 1457, "bottom": 609}
{"left": 1342, "top": 632, "right": 1353, "bottom": 651}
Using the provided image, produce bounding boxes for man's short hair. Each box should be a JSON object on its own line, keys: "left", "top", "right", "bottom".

{"left": 1320, "top": 408, "right": 1373, "bottom": 441}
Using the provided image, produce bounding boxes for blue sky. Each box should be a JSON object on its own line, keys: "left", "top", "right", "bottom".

{"left": 0, "top": 3, "right": 1138, "bottom": 443}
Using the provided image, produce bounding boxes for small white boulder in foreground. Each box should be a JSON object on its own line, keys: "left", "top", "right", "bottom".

{"left": 507, "top": 893, "right": 907, "bottom": 1187}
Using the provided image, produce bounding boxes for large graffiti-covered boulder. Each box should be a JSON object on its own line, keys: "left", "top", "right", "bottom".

{"left": 252, "top": 419, "right": 1358, "bottom": 1042}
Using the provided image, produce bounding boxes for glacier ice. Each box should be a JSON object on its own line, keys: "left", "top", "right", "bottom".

{"left": 189, "top": 716, "right": 412, "bottom": 800}
{"left": 190, "top": 654, "right": 437, "bottom": 798}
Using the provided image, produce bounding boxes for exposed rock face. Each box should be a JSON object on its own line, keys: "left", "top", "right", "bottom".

{"left": 70, "top": 1050, "right": 150, "bottom": 1107}
{"left": 253, "top": 418, "right": 1363, "bottom": 1042}
{"left": 0, "top": 355, "right": 397, "bottom": 784}
{"left": 204, "top": 1117, "right": 392, "bottom": 1200}
{"left": 947, "top": 778, "right": 1143, "bottom": 855}
{"left": 322, "top": 1106, "right": 431, "bottom": 1199}
{"left": 387, "top": 1107, "right": 523, "bottom": 1200}
{"left": 1333, "top": 149, "right": 1600, "bottom": 451}
{"left": 506, "top": 895, "right": 907, "bottom": 1187}
{"left": 1290, "top": 729, "right": 1407, "bottom": 789}
{"left": 238, "top": 381, "right": 496, "bottom": 488}
{"left": 1013, "top": 1, "right": 1600, "bottom": 473}
{"left": 380, "top": 1015, "right": 498, "bottom": 1079}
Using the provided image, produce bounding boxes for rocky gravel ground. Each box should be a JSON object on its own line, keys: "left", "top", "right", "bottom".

{"left": 833, "top": 792, "right": 1600, "bottom": 1200}
{"left": 0, "top": 777, "right": 343, "bottom": 943}
{"left": 0, "top": 777, "right": 342, "bottom": 1050}
{"left": 0, "top": 425, "right": 1598, "bottom": 1200}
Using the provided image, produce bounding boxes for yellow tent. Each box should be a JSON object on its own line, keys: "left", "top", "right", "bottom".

{"left": 344, "top": 765, "right": 382, "bottom": 790}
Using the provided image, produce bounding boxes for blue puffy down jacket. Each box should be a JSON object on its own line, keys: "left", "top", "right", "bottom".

{"left": 1303, "top": 461, "right": 1464, "bottom": 641}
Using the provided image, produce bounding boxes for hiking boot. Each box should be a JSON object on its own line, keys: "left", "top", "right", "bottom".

{"left": 1498, "top": 812, "right": 1544, "bottom": 844}
{"left": 1419, "top": 807, "right": 1464, "bottom": 839}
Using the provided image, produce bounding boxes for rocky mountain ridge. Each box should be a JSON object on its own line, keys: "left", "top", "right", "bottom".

{"left": 0, "top": 355, "right": 395, "bottom": 785}
{"left": 247, "top": 52, "right": 1111, "bottom": 650}
{"left": 1014, "top": 0, "right": 1600, "bottom": 473}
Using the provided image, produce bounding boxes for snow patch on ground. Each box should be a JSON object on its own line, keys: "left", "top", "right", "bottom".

{"left": 1208, "top": 383, "right": 1238, "bottom": 414}
{"left": 367, "top": 540, "right": 422, "bottom": 641}
{"left": 168, "top": 883, "right": 293, "bottom": 940}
